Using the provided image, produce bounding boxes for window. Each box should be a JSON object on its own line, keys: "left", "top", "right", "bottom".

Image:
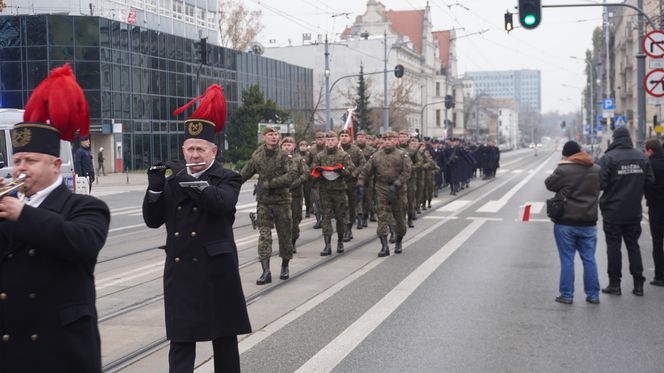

{"left": 184, "top": 4, "right": 195, "bottom": 23}
{"left": 172, "top": 1, "right": 183, "bottom": 20}
{"left": 436, "top": 109, "right": 441, "bottom": 127}
{"left": 146, "top": 0, "right": 157, "bottom": 13}
{"left": 207, "top": 11, "right": 216, "bottom": 28}
{"left": 160, "top": 0, "right": 172, "bottom": 16}
{"left": 435, "top": 82, "right": 440, "bottom": 97}
{"left": 197, "top": 8, "right": 206, "bottom": 27}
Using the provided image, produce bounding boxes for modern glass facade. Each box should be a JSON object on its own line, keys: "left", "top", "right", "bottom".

{"left": 0, "top": 15, "right": 313, "bottom": 170}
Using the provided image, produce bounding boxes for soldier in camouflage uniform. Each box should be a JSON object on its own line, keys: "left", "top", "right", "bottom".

{"left": 299, "top": 140, "right": 313, "bottom": 217}
{"left": 310, "top": 131, "right": 326, "bottom": 229}
{"left": 240, "top": 127, "right": 296, "bottom": 284}
{"left": 421, "top": 145, "right": 438, "bottom": 209}
{"left": 359, "top": 131, "right": 412, "bottom": 257}
{"left": 339, "top": 129, "right": 365, "bottom": 241}
{"left": 312, "top": 131, "right": 353, "bottom": 255}
{"left": 282, "top": 137, "right": 309, "bottom": 253}
{"left": 399, "top": 131, "right": 423, "bottom": 231}
{"left": 356, "top": 130, "right": 376, "bottom": 228}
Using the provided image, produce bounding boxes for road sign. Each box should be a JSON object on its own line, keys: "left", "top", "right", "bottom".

{"left": 614, "top": 115, "right": 627, "bottom": 128}
{"left": 656, "top": 125, "right": 663, "bottom": 134}
{"left": 644, "top": 69, "right": 664, "bottom": 97}
{"left": 596, "top": 124, "right": 604, "bottom": 131}
{"left": 643, "top": 30, "right": 664, "bottom": 59}
{"left": 602, "top": 98, "right": 615, "bottom": 111}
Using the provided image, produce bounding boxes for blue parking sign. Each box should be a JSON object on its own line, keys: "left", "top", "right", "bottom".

{"left": 602, "top": 98, "right": 615, "bottom": 111}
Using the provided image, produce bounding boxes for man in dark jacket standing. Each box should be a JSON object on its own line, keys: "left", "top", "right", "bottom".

{"left": 598, "top": 127, "right": 654, "bottom": 296}
{"left": 143, "top": 85, "right": 251, "bottom": 373}
{"left": 644, "top": 139, "right": 664, "bottom": 287}
{"left": 75, "top": 136, "right": 94, "bottom": 191}
{"left": 0, "top": 64, "right": 110, "bottom": 373}
{"left": 545, "top": 141, "right": 601, "bottom": 304}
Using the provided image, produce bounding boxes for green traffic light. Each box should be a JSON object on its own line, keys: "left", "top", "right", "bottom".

{"left": 523, "top": 14, "right": 537, "bottom": 26}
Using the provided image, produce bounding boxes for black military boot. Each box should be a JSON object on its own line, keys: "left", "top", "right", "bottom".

{"left": 369, "top": 211, "right": 377, "bottom": 222}
{"left": 407, "top": 214, "right": 414, "bottom": 228}
{"left": 389, "top": 226, "right": 396, "bottom": 243}
{"left": 427, "top": 200, "right": 432, "bottom": 208}
{"left": 347, "top": 224, "right": 353, "bottom": 240}
{"left": 280, "top": 259, "right": 290, "bottom": 280}
{"left": 337, "top": 233, "right": 345, "bottom": 253}
{"left": 416, "top": 206, "right": 421, "bottom": 214}
{"left": 394, "top": 235, "right": 403, "bottom": 254}
{"left": 256, "top": 259, "right": 272, "bottom": 285}
{"left": 421, "top": 202, "right": 427, "bottom": 211}
{"left": 363, "top": 214, "right": 369, "bottom": 227}
{"left": 378, "top": 236, "right": 390, "bottom": 257}
{"left": 292, "top": 237, "right": 297, "bottom": 254}
{"left": 602, "top": 280, "right": 621, "bottom": 296}
{"left": 633, "top": 275, "right": 645, "bottom": 296}
{"left": 313, "top": 213, "right": 322, "bottom": 229}
{"left": 320, "top": 235, "right": 332, "bottom": 256}
{"left": 356, "top": 215, "right": 363, "bottom": 230}
{"left": 434, "top": 188, "right": 439, "bottom": 198}
{"left": 305, "top": 207, "right": 311, "bottom": 218}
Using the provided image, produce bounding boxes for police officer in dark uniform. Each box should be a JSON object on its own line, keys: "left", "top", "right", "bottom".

{"left": 0, "top": 64, "right": 110, "bottom": 373}
{"left": 143, "top": 85, "right": 251, "bottom": 373}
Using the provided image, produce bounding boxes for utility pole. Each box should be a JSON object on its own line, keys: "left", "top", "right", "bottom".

{"left": 383, "top": 30, "right": 389, "bottom": 133}
{"left": 324, "top": 35, "right": 331, "bottom": 131}
{"left": 590, "top": 62, "right": 595, "bottom": 153}
{"left": 637, "top": 0, "right": 646, "bottom": 149}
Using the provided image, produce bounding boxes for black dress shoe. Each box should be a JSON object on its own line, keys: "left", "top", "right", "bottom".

{"left": 601, "top": 285, "right": 621, "bottom": 296}
{"left": 650, "top": 279, "right": 664, "bottom": 287}
{"left": 555, "top": 296, "right": 573, "bottom": 304}
{"left": 585, "top": 297, "right": 600, "bottom": 304}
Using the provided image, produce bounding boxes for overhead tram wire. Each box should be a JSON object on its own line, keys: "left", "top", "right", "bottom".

{"left": 253, "top": 0, "right": 330, "bottom": 37}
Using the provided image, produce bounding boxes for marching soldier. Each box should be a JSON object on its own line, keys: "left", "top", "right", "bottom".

{"left": 143, "top": 85, "right": 251, "bottom": 373}
{"left": 0, "top": 64, "right": 111, "bottom": 373}
{"left": 312, "top": 131, "right": 353, "bottom": 255}
{"left": 356, "top": 130, "right": 376, "bottom": 227}
{"left": 358, "top": 131, "right": 412, "bottom": 256}
{"left": 420, "top": 145, "right": 438, "bottom": 209}
{"left": 400, "top": 131, "right": 422, "bottom": 230}
{"left": 310, "top": 131, "right": 326, "bottom": 229}
{"left": 339, "top": 129, "right": 365, "bottom": 241}
{"left": 299, "top": 140, "right": 314, "bottom": 217}
{"left": 240, "top": 127, "right": 296, "bottom": 284}
{"left": 282, "top": 137, "right": 310, "bottom": 253}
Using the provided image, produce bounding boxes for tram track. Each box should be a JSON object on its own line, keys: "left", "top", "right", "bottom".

{"left": 100, "top": 150, "right": 544, "bottom": 372}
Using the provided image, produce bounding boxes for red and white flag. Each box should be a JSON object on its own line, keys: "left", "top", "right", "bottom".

{"left": 343, "top": 108, "right": 355, "bottom": 142}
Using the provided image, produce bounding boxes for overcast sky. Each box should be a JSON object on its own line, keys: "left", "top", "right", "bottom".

{"left": 247, "top": 0, "right": 606, "bottom": 114}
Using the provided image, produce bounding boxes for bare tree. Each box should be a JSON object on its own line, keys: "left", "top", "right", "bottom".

{"left": 370, "top": 80, "right": 415, "bottom": 133}
{"left": 218, "top": 0, "right": 264, "bottom": 51}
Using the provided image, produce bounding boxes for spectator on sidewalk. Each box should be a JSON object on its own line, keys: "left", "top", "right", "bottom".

{"left": 97, "top": 147, "right": 106, "bottom": 176}
{"left": 598, "top": 127, "right": 654, "bottom": 296}
{"left": 75, "top": 136, "right": 94, "bottom": 192}
{"left": 644, "top": 138, "right": 664, "bottom": 287}
{"left": 545, "top": 141, "right": 602, "bottom": 304}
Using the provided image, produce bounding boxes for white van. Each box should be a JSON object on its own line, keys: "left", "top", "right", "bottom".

{"left": 0, "top": 108, "right": 76, "bottom": 191}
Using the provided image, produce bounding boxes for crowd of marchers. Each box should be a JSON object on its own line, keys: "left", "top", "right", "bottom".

{"left": 546, "top": 128, "right": 664, "bottom": 305}
{"left": 240, "top": 127, "right": 501, "bottom": 285}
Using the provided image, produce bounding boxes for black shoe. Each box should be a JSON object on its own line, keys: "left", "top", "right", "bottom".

{"left": 633, "top": 284, "right": 644, "bottom": 296}
{"left": 305, "top": 212, "right": 311, "bottom": 218}
{"left": 362, "top": 215, "right": 369, "bottom": 227}
{"left": 585, "top": 297, "right": 600, "bottom": 304}
{"left": 337, "top": 242, "right": 344, "bottom": 254}
{"left": 346, "top": 224, "right": 353, "bottom": 241}
{"left": 407, "top": 215, "right": 414, "bottom": 228}
{"left": 313, "top": 214, "right": 322, "bottom": 229}
{"left": 555, "top": 296, "right": 573, "bottom": 304}
{"left": 601, "top": 284, "right": 621, "bottom": 296}
{"left": 256, "top": 259, "right": 272, "bottom": 285}
{"left": 369, "top": 212, "right": 377, "bottom": 222}
{"left": 394, "top": 236, "right": 403, "bottom": 254}
{"left": 320, "top": 235, "right": 332, "bottom": 256}
{"left": 378, "top": 235, "right": 390, "bottom": 257}
{"left": 427, "top": 201, "right": 432, "bottom": 208}
{"left": 356, "top": 216, "right": 363, "bottom": 230}
{"left": 280, "top": 259, "right": 290, "bottom": 280}
{"left": 650, "top": 279, "right": 664, "bottom": 286}
{"left": 389, "top": 226, "right": 396, "bottom": 243}
{"left": 291, "top": 238, "right": 297, "bottom": 254}
{"left": 416, "top": 208, "right": 421, "bottom": 214}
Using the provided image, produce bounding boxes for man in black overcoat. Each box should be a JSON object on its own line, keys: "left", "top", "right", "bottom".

{"left": 0, "top": 64, "right": 110, "bottom": 373}
{"left": 142, "top": 84, "right": 251, "bottom": 373}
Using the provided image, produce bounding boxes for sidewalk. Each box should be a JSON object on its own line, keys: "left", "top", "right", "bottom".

{"left": 90, "top": 172, "right": 148, "bottom": 197}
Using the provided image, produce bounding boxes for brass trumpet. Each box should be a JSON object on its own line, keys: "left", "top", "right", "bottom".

{"left": 148, "top": 162, "right": 207, "bottom": 171}
{"left": 0, "top": 174, "right": 27, "bottom": 198}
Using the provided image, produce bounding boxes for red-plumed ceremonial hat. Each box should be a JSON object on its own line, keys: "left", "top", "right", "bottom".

{"left": 173, "top": 84, "right": 227, "bottom": 143}
{"left": 11, "top": 63, "right": 90, "bottom": 157}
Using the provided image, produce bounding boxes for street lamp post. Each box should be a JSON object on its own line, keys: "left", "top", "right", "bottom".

{"left": 383, "top": 30, "right": 388, "bottom": 133}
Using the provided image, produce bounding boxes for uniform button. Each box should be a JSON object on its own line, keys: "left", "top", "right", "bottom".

{"left": 30, "top": 334, "right": 38, "bottom": 342}
{"left": 28, "top": 293, "right": 36, "bottom": 300}
{"left": 191, "top": 231, "right": 197, "bottom": 237}
{"left": 192, "top": 257, "right": 199, "bottom": 262}
{"left": 28, "top": 249, "right": 36, "bottom": 256}
{"left": 2, "top": 335, "right": 9, "bottom": 342}
{"left": 7, "top": 253, "right": 13, "bottom": 259}
{"left": 177, "top": 206, "right": 182, "bottom": 211}
{"left": 174, "top": 232, "right": 180, "bottom": 237}
{"left": 193, "top": 207, "right": 198, "bottom": 212}
{"left": 0, "top": 293, "right": 6, "bottom": 301}
{"left": 174, "top": 257, "right": 180, "bottom": 263}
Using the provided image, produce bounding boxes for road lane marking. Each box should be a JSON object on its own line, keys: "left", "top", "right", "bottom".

{"left": 436, "top": 199, "right": 471, "bottom": 212}
{"left": 475, "top": 154, "right": 553, "bottom": 214}
{"left": 422, "top": 216, "right": 458, "bottom": 220}
{"left": 294, "top": 218, "right": 487, "bottom": 373}
{"left": 109, "top": 223, "right": 148, "bottom": 233}
{"left": 512, "top": 169, "right": 523, "bottom": 174}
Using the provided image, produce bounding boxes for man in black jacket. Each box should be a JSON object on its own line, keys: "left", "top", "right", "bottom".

{"left": 598, "top": 127, "right": 654, "bottom": 296}
{"left": 644, "top": 139, "right": 664, "bottom": 287}
{"left": 143, "top": 85, "right": 251, "bottom": 373}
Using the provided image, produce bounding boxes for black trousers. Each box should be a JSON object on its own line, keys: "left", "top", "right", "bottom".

{"left": 649, "top": 208, "right": 664, "bottom": 280}
{"left": 169, "top": 336, "right": 240, "bottom": 373}
{"left": 603, "top": 222, "right": 644, "bottom": 283}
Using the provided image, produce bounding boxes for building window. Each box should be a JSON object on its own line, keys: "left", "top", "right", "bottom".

{"left": 184, "top": 4, "right": 195, "bottom": 23}
{"left": 435, "top": 82, "right": 440, "bottom": 96}
{"left": 207, "top": 11, "right": 216, "bottom": 28}
{"left": 173, "top": 0, "right": 183, "bottom": 20}
{"left": 146, "top": 0, "right": 157, "bottom": 13}
{"left": 197, "top": 8, "right": 207, "bottom": 27}
{"left": 436, "top": 109, "right": 441, "bottom": 127}
{"left": 160, "top": 0, "right": 172, "bottom": 16}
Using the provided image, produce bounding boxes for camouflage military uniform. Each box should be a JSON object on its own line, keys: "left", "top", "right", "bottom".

{"left": 299, "top": 141, "right": 314, "bottom": 216}
{"left": 310, "top": 132, "right": 326, "bottom": 228}
{"left": 341, "top": 140, "right": 365, "bottom": 238}
{"left": 289, "top": 152, "right": 309, "bottom": 245}
{"left": 421, "top": 147, "right": 438, "bottom": 208}
{"left": 357, "top": 141, "right": 377, "bottom": 226}
{"left": 401, "top": 142, "right": 423, "bottom": 220}
{"left": 240, "top": 144, "right": 296, "bottom": 262}
{"left": 360, "top": 133, "right": 412, "bottom": 256}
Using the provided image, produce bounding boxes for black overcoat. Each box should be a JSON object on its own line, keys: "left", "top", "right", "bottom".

{"left": 0, "top": 183, "right": 110, "bottom": 373}
{"left": 142, "top": 162, "right": 252, "bottom": 342}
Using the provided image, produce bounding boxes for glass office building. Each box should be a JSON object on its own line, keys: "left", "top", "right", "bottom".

{"left": 0, "top": 15, "right": 313, "bottom": 170}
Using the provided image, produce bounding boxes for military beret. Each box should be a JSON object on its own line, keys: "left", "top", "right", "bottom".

{"left": 281, "top": 136, "right": 295, "bottom": 144}
{"left": 339, "top": 129, "right": 351, "bottom": 135}
{"left": 398, "top": 129, "right": 409, "bottom": 136}
{"left": 325, "top": 130, "right": 338, "bottom": 138}
{"left": 356, "top": 130, "right": 367, "bottom": 136}
{"left": 299, "top": 140, "right": 308, "bottom": 146}
{"left": 408, "top": 138, "right": 419, "bottom": 143}
{"left": 383, "top": 131, "right": 397, "bottom": 138}
{"left": 314, "top": 131, "right": 325, "bottom": 139}
{"left": 263, "top": 126, "right": 278, "bottom": 135}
